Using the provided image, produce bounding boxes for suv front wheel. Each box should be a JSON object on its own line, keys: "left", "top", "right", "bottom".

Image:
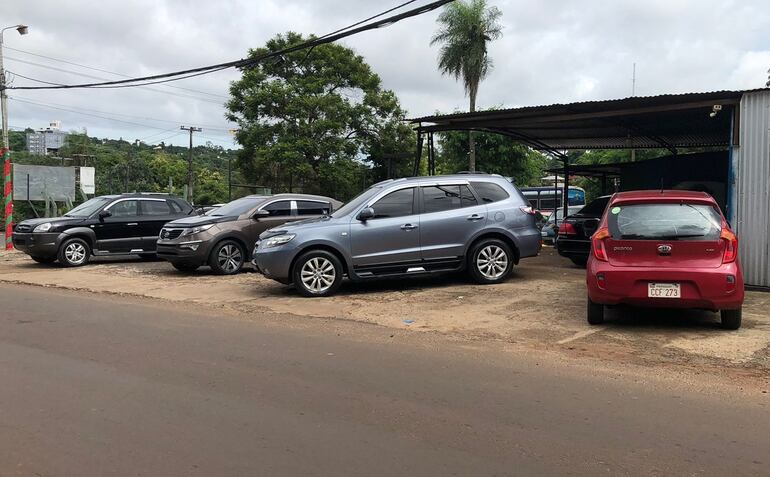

{"left": 468, "top": 238, "right": 514, "bottom": 284}
{"left": 209, "top": 240, "right": 245, "bottom": 275}
{"left": 293, "top": 250, "right": 343, "bottom": 297}
{"left": 58, "top": 237, "right": 91, "bottom": 267}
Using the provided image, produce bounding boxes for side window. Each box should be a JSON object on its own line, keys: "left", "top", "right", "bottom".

{"left": 371, "top": 188, "right": 414, "bottom": 219}
{"left": 108, "top": 200, "right": 138, "bottom": 218}
{"left": 470, "top": 181, "right": 510, "bottom": 203}
{"left": 141, "top": 200, "right": 172, "bottom": 216}
{"left": 459, "top": 185, "right": 478, "bottom": 208}
{"left": 297, "top": 200, "right": 331, "bottom": 216}
{"left": 422, "top": 185, "right": 460, "bottom": 214}
{"left": 168, "top": 200, "right": 183, "bottom": 214}
{"left": 262, "top": 200, "right": 292, "bottom": 217}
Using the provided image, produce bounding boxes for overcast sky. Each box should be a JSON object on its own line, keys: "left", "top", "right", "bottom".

{"left": 2, "top": 0, "right": 769, "bottom": 149}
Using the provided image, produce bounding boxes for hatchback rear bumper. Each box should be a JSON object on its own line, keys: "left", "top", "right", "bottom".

{"left": 587, "top": 260, "right": 744, "bottom": 311}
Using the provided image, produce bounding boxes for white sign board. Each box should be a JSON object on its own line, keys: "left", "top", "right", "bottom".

{"left": 80, "top": 167, "right": 96, "bottom": 194}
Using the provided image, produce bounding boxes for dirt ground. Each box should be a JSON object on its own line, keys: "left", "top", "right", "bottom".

{"left": 1, "top": 246, "right": 769, "bottom": 382}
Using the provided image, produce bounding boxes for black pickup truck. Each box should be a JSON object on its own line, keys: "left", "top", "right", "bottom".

{"left": 555, "top": 195, "right": 611, "bottom": 267}
{"left": 12, "top": 193, "right": 194, "bottom": 267}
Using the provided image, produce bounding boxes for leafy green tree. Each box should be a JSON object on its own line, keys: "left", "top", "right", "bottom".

{"left": 431, "top": 0, "right": 502, "bottom": 172}
{"left": 438, "top": 130, "right": 547, "bottom": 185}
{"left": 227, "top": 32, "right": 412, "bottom": 201}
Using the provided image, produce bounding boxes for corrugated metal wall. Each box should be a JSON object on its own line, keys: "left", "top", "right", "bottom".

{"left": 735, "top": 91, "right": 770, "bottom": 287}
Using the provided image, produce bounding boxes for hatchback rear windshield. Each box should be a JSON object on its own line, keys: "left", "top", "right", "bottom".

{"left": 608, "top": 203, "right": 722, "bottom": 241}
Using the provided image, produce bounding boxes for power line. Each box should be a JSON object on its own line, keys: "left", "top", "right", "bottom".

{"left": 10, "top": 95, "right": 233, "bottom": 130}
{"left": 3, "top": 45, "right": 230, "bottom": 99}
{"left": 4, "top": 56, "right": 225, "bottom": 104}
{"left": 4, "top": 0, "right": 453, "bottom": 91}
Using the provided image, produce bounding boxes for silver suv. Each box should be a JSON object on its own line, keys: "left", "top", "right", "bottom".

{"left": 253, "top": 174, "right": 541, "bottom": 296}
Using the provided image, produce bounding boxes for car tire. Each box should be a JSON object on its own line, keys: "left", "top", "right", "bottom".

{"left": 208, "top": 240, "right": 245, "bottom": 275}
{"left": 587, "top": 296, "right": 605, "bottom": 325}
{"left": 720, "top": 308, "right": 742, "bottom": 330}
{"left": 57, "top": 237, "right": 91, "bottom": 267}
{"left": 570, "top": 257, "right": 588, "bottom": 267}
{"left": 292, "top": 250, "right": 343, "bottom": 297}
{"left": 172, "top": 262, "right": 200, "bottom": 272}
{"left": 31, "top": 255, "right": 57, "bottom": 264}
{"left": 468, "top": 238, "right": 514, "bottom": 284}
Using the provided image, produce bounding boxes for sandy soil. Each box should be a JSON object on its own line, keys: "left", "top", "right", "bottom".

{"left": 1, "top": 247, "right": 769, "bottom": 382}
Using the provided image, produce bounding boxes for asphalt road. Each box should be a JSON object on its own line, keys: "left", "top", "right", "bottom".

{"left": 0, "top": 284, "right": 767, "bottom": 477}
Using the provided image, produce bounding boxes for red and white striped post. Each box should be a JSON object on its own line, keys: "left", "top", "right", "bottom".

{"left": 2, "top": 147, "right": 12, "bottom": 250}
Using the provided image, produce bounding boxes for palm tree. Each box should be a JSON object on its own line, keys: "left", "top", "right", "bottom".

{"left": 431, "top": 0, "right": 502, "bottom": 171}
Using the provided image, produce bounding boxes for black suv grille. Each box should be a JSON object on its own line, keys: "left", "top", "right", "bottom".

{"left": 15, "top": 224, "right": 31, "bottom": 233}
{"left": 160, "top": 228, "right": 183, "bottom": 240}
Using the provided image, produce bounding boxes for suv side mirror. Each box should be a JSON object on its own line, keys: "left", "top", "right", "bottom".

{"left": 357, "top": 207, "right": 375, "bottom": 221}
{"left": 98, "top": 210, "right": 112, "bottom": 220}
{"left": 253, "top": 209, "right": 271, "bottom": 220}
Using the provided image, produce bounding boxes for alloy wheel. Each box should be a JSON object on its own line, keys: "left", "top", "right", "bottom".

{"left": 64, "top": 242, "right": 87, "bottom": 265}
{"left": 300, "top": 257, "right": 336, "bottom": 293}
{"left": 217, "top": 244, "right": 243, "bottom": 273}
{"left": 476, "top": 245, "right": 508, "bottom": 280}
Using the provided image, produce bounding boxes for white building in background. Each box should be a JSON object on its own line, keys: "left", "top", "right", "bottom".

{"left": 26, "top": 121, "right": 68, "bottom": 156}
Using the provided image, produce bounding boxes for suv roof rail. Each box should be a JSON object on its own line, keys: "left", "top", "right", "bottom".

{"left": 122, "top": 192, "right": 171, "bottom": 196}
{"left": 456, "top": 170, "right": 489, "bottom": 175}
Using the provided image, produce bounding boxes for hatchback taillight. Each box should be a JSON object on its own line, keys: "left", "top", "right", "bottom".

{"left": 721, "top": 229, "right": 738, "bottom": 263}
{"left": 519, "top": 206, "right": 537, "bottom": 215}
{"left": 558, "top": 222, "right": 577, "bottom": 235}
{"left": 592, "top": 227, "right": 610, "bottom": 262}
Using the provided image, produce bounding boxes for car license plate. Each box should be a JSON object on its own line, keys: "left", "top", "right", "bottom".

{"left": 648, "top": 283, "right": 680, "bottom": 298}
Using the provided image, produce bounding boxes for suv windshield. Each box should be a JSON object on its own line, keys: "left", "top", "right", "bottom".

{"left": 64, "top": 197, "right": 112, "bottom": 217}
{"left": 210, "top": 197, "right": 266, "bottom": 217}
{"left": 331, "top": 187, "right": 381, "bottom": 218}
{"left": 608, "top": 203, "right": 722, "bottom": 240}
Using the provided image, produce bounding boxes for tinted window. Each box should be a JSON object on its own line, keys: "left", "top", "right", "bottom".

{"left": 470, "top": 182, "right": 509, "bottom": 203}
{"left": 372, "top": 188, "right": 414, "bottom": 219}
{"left": 297, "top": 200, "right": 331, "bottom": 216}
{"left": 168, "top": 200, "right": 183, "bottom": 213}
{"left": 578, "top": 196, "right": 610, "bottom": 216}
{"left": 263, "top": 200, "right": 292, "bottom": 217}
{"left": 142, "top": 200, "right": 172, "bottom": 216}
{"left": 460, "top": 185, "right": 478, "bottom": 208}
{"left": 109, "top": 200, "right": 138, "bottom": 218}
{"left": 609, "top": 203, "right": 722, "bottom": 241}
{"left": 422, "top": 185, "right": 460, "bottom": 214}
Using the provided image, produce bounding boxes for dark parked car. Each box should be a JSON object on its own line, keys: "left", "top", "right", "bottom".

{"left": 253, "top": 174, "right": 542, "bottom": 297}
{"left": 541, "top": 206, "right": 584, "bottom": 245}
{"left": 555, "top": 195, "right": 611, "bottom": 266}
{"left": 12, "top": 193, "right": 194, "bottom": 267}
{"left": 157, "top": 194, "right": 342, "bottom": 274}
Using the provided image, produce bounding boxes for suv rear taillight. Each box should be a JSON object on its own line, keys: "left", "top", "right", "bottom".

{"left": 721, "top": 228, "right": 738, "bottom": 263}
{"left": 519, "top": 206, "right": 537, "bottom": 215}
{"left": 558, "top": 222, "right": 577, "bottom": 236}
{"left": 592, "top": 227, "right": 610, "bottom": 262}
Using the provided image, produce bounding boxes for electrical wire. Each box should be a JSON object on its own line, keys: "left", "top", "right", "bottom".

{"left": 3, "top": 45, "right": 230, "bottom": 99}
{"left": 5, "top": 0, "right": 453, "bottom": 91}
{"left": 4, "top": 56, "right": 225, "bottom": 104}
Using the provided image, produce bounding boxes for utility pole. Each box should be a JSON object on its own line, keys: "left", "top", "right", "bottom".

{"left": 180, "top": 125, "right": 201, "bottom": 202}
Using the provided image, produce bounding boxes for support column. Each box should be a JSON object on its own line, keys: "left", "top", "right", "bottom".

{"left": 413, "top": 130, "right": 424, "bottom": 176}
{"left": 2, "top": 148, "right": 12, "bottom": 249}
{"left": 562, "top": 157, "right": 569, "bottom": 220}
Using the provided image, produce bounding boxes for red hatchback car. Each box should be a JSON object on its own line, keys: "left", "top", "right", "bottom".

{"left": 586, "top": 190, "right": 744, "bottom": 329}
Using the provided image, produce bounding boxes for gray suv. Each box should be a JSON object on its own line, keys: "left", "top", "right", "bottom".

{"left": 253, "top": 174, "right": 541, "bottom": 296}
{"left": 157, "top": 194, "right": 341, "bottom": 274}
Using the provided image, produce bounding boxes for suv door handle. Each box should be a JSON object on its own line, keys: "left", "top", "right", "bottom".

{"left": 127, "top": 223, "right": 138, "bottom": 226}
{"left": 400, "top": 224, "right": 418, "bottom": 231}
{"left": 466, "top": 214, "right": 484, "bottom": 221}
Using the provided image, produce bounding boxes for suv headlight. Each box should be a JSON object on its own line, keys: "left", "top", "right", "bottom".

{"left": 182, "top": 224, "right": 215, "bottom": 237}
{"left": 261, "top": 234, "right": 295, "bottom": 249}
{"left": 33, "top": 223, "right": 52, "bottom": 233}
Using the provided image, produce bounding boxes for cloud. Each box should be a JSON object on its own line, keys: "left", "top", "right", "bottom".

{"left": 2, "top": 0, "right": 769, "bottom": 145}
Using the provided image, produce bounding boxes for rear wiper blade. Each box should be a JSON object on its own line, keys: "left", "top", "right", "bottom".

{"left": 656, "top": 234, "right": 705, "bottom": 240}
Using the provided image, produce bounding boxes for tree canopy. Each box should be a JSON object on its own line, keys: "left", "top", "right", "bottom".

{"left": 227, "top": 32, "right": 414, "bottom": 201}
